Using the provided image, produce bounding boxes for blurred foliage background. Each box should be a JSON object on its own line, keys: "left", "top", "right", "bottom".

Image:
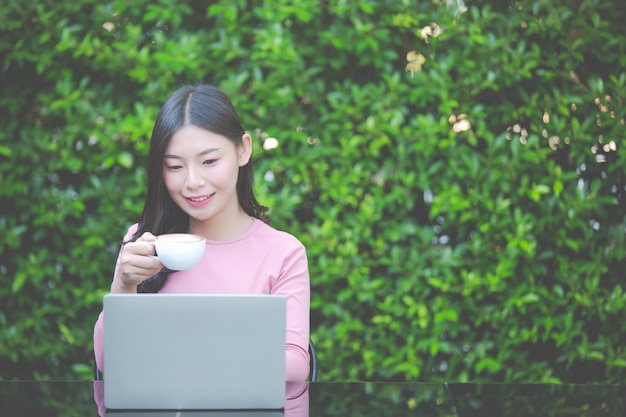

{"left": 1, "top": 0, "right": 625, "bottom": 382}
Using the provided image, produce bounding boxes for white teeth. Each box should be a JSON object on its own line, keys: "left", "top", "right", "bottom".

{"left": 190, "top": 196, "right": 209, "bottom": 202}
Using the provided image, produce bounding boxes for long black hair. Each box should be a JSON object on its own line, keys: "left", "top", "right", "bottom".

{"left": 132, "top": 84, "right": 269, "bottom": 292}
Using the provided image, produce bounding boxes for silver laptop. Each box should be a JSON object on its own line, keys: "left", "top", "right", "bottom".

{"left": 103, "top": 293, "right": 287, "bottom": 411}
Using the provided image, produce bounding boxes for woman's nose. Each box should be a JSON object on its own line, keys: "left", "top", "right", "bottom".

{"left": 185, "top": 167, "right": 206, "bottom": 188}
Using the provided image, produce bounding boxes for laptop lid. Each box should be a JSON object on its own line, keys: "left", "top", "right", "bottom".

{"left": 103, "top": 293, "right": 286, "bottom": 410}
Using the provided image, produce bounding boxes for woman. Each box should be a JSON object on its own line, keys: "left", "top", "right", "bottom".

{"left": 93, "top": 84, "right": 310, "bottom": 381}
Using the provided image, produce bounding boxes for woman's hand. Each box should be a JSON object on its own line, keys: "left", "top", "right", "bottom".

{"left": 111, "top": 232, "right": 163, "bottom": 293}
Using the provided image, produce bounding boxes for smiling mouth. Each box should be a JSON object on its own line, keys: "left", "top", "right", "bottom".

{"left": 187, "top": 193, "right": 215, "bottom": 202}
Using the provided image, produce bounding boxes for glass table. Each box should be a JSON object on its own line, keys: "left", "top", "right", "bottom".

{"left": 0, "top": 380, "right": 623, "bottom": 416}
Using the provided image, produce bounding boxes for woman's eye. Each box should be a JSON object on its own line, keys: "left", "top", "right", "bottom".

{"left": 203, "top": 159, "right": 217, "bottom": 165}
{"left": 165, "top": 165, "right": 183, "bottom": 171}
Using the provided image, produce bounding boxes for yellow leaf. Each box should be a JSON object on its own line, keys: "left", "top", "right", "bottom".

{"left": 405, "top": 51, "right": 426, "bottom": 77}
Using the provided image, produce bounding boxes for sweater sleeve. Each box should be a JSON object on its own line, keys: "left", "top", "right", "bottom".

{"left": 93, "top": 311, "right": 105, "bottom": 374}
{"left": 93, "top": 225, "right": 137, "bottom": 373}
{"left": 271, "top": 239, "right": 311, "bottom": 381}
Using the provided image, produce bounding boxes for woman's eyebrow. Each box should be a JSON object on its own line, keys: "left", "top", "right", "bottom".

{"left": 164, "top": 147, "right": 220, "bottom": 159}
{"left": 199, "top": 147, "right": 220, "bottom": 156}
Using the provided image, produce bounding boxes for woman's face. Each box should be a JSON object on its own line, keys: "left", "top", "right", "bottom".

{"left": 162, "top": 125, "right": 251, "bottom": 226}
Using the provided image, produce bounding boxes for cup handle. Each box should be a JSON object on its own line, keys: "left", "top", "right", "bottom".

{"left": 147, "top": 241, "right": 159, "bottom": 261}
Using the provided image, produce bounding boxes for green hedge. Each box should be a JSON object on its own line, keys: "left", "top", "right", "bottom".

{"left": 1, "top": 0, "right": 624, "bottom": 382}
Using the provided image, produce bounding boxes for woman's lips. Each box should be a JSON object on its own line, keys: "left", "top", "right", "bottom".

{"left": 186, "top": 193, "right": 215, "bottom": 207}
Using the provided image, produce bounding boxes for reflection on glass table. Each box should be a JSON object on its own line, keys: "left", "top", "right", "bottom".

{"left": 308, "top": 382, "right": 454, "bottom": 416}
{"left": 446, "top": 383, "right": 626, "bottom": 417}
{"left": 0, "top": 381, "right": 624, "bottom": 417}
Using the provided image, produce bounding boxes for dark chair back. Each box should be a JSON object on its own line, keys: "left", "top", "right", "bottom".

{"left": 309, "top": 338, "right": 318, "bottom": 382}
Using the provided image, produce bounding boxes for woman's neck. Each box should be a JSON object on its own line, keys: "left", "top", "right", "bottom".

{"left": 189, "top": 209, "right": 254, "bottom": 241}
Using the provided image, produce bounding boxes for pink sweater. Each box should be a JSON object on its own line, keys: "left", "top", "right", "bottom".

{"left": 93, "top": 218, "right": 311, "bottom": 381}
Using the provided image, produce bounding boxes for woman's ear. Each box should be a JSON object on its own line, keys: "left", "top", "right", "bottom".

{"left": 238, "top": 133, "right": 253, "bottom": 166}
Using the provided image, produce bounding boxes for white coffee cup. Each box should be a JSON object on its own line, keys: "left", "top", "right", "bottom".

{"left": 151, "top": 233, "right": 206, "bottom": 270}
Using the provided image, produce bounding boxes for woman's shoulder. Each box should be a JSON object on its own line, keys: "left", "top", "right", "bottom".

{"left": 253, "top": 219, "right": 306, "bottom": 249}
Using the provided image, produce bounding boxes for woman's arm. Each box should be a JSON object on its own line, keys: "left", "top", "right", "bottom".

{"left": 93, "top": 225, "right": 162, "bottom": 372}
{"left": 272, "top": 241, "right": 311, "bottom": 381}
